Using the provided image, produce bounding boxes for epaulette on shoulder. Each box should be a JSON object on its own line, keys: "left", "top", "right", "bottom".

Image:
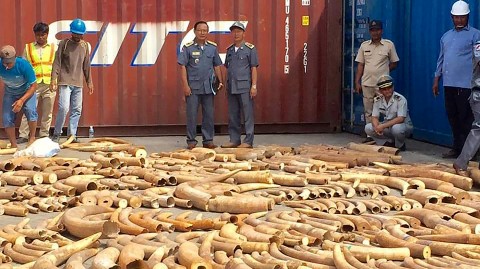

{"left": 185, "top": 41, "right": 194, "bottom": 47}
{"left": 206, "top": 40, "right": 217, "bottom": 46}
{"left": 394, "top": 93, "right": 402, "bottom": 100}
{"left": 374, "top": 95, "right": 382, "bottom": 102}
{"left": 245, "top": 42, "right": 255, "bottom": 49}
{"left": 382, "top": 39, "right": 393, "bottom": 44}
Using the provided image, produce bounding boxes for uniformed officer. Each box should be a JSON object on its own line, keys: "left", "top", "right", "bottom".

{"left": 178, "top": 21, "right": 224, "bottom": 150}
{"left": 454, "top": 40, "right": 480, "bottom": 173}
{"left": 364, "top": 75, "right": 413, "bottom": 151}
{"left": 221, "top": 21, "right": 259, "bottom": 148}
{"left": 355, "top": 20, "right": 400, "bottom": 143}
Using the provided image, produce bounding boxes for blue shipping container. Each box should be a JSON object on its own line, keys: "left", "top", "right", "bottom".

{"left": 343, "top": 0, "right": 480, "bottom": 146}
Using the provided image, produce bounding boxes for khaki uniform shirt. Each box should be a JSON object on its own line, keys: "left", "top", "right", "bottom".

{"left": 355, "top": 39, "right": 400, "bottom": 87}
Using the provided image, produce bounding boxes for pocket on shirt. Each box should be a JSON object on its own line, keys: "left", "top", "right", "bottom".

{"left": 364, "top": 51, "right": 373, "bottom": 59}
{"left": 188, "top": 76, "right": 201, "bottom": 89}
{"left": 237, "top": 76, "right": 251, "bottom": 89}
{"left": 378, "top": 50, "right": 389, "bottom": 59}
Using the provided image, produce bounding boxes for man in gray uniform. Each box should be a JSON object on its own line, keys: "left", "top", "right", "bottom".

{"left": 222, "top": 21, "right": 259, "bottom": 148}
{"left": 365, "top": 75, "right": 413, "bottom": 151}
{"left": 178, "top": 21, "right": 224, "bottom": 150}
{"left": 454, "top": 41, "right": 480, "bottom": 173}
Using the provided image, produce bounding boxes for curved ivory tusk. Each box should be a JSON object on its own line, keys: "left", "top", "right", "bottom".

{"left": 63, "top": 205, "right": 119, "bottom": 238}
{"left": 110, "top": 207, "right": 147, "bottom": 235}
{"left": 92, "top": 247, "right": 120, "bottom": 269}
{"left": 177, "top": 241, "right": 212, "bottom": 269}
{"left": 208, "top": 195, "right": 273, "bottom": 214}
{"left": 65, "top": 248, "right": 100, "bottom": 269}
{"left": 32, "top": 232, "right": 101, "bottom": 269}
{"left": 375, "top": 230, "right": 430, "bottom": 259}
{"left": 332, "top": 244, "right": 356, "bottom": 269}
{"left": 118, "top": 243, "right": 145, "bottom": 269}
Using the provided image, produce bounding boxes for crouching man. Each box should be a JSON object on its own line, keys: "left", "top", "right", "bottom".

{"left": 364, "top": 75, "right": 413, "bottom": 151}
{"left": 0, "top": 45, "right": 37, "bottom": 148}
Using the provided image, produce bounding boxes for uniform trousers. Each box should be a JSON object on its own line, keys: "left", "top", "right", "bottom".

{"left": 455, "top": 90, "right": 480, "bottom": 169}
{"left": 227, "top": 92, "right": 254, "bottom": 145}
{"left": 186, "top": 93, "right": 214, "bottom": 145}
{"left": 362, "top": 85, "right": 379, "bottom": 124}
{"left": 364, "top": 123, "right": 412, "bottom": 148}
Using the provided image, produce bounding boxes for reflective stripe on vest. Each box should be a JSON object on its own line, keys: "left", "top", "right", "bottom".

{"left": 25, "top": 42, "right": 55, "bottom": 84}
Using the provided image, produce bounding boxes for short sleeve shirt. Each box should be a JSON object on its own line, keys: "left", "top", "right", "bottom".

{"left": 0, "top": 57, "right": 36, "bottom": 95}
{"left": 372, "top": 92, "right": 412, "bottom": 126}
{"left": 355, "top": 39, "right": 400, "bottom": 87}
{"left": 225, "top": 42, "right": 259, "bottom": 94}
{"left": 178, "top": 40, "right": 222, "bottom": 94}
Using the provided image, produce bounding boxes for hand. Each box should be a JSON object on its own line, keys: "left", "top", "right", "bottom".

{"left": 355, "top": 82, "right": 362, "bottom": 94}
{"left": 432, "top": 81, "right": 439, "bottom": 96}
{"left": 12, "top": 99, "right": 24, "bottom": 113}
{"left": 250, "top": 86, "right": 257, "bottom": 99}
{"left": 183, "top": 85, "right": 192, "bottom": 97}
{"left": 374, "top": 124, "right": 384, "bottom": 135}
{"left": 88, "top": 84, "right": 94, "bottom": 95}
{"left": 217, "top": 82, "right": 224, "bottom": 91}
{"left": 50, "top": 81, "right": 57, "bottom": 92}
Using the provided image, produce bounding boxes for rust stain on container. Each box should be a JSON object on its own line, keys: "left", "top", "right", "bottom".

{"left": 0, "top": 0, "right": 342, "bottom": 135}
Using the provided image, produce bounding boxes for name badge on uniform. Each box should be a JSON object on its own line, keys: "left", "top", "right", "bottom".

{"left": 192, "top": 51, "right": 201, "bottom": 56}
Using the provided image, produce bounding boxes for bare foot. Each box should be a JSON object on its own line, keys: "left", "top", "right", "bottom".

{"left": 453, "top": 163, "right": 461, "bottom": 175}
{"left": 27, "top": 138, "right": 35, "bottom": 147}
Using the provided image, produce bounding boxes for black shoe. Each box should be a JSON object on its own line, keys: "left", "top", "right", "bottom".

{"left": 383, "top": 141, "right": 395, "bottom": 147}
{"left": 51, "top": 135, "right": 60, "bottom": 143}
{"left": 362, "top": 137, "right": 375, "bottom": 143}
{"left": 442, "top": 149, "right": 459, "bottom": 159}
{"left": 16, "top": 137, "right": 29, "bottom": 144}
{"left": 398, "top": 143, "right": 406, "bottom": 152}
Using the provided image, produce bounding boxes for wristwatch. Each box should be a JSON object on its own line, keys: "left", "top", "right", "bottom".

{"left": 252, "top": 84, "right": 257, "bottom": 89}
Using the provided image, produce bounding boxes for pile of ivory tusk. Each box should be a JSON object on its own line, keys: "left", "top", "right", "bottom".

{"left": 1, "top": 140, "right": 480, "bottom": 268}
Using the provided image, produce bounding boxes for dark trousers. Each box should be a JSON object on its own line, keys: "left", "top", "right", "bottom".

{"left": 186, "top": 93, "right": 214, "bottom": 145}
{"left": 444, "top": 86, "right": 474, "bottom": 153}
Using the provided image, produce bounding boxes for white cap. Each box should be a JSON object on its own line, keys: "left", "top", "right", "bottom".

{"left": 451, "top": 0, "right": 470, "bottom": 16}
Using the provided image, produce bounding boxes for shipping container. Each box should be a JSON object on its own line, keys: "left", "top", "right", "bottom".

{"left": 0, "top": 0, "right": 343, "bottom": 137}
{"left": 343, "top": 0, "right": 480, "bottom": 146}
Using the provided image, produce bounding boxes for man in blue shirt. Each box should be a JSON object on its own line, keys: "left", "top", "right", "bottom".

{"left": 178, "top": 21, "right": 224, "bottom": 150}
{"left": 0, "top": 45, "right": 37, "bottom": 149}
{"left": 433, "top": 0, "right": 480, "bottom": 158}
{"left": 222, "top": 21, "right": 259, "bottom": 148}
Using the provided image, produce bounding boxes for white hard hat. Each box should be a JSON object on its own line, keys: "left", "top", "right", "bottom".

{"left": 451, "top": 0, "right": 470, "bottom": 16}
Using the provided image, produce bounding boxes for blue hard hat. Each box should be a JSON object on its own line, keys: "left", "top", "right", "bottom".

{"left": 70, "top": 18, "right": 86, "bottom": 35}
